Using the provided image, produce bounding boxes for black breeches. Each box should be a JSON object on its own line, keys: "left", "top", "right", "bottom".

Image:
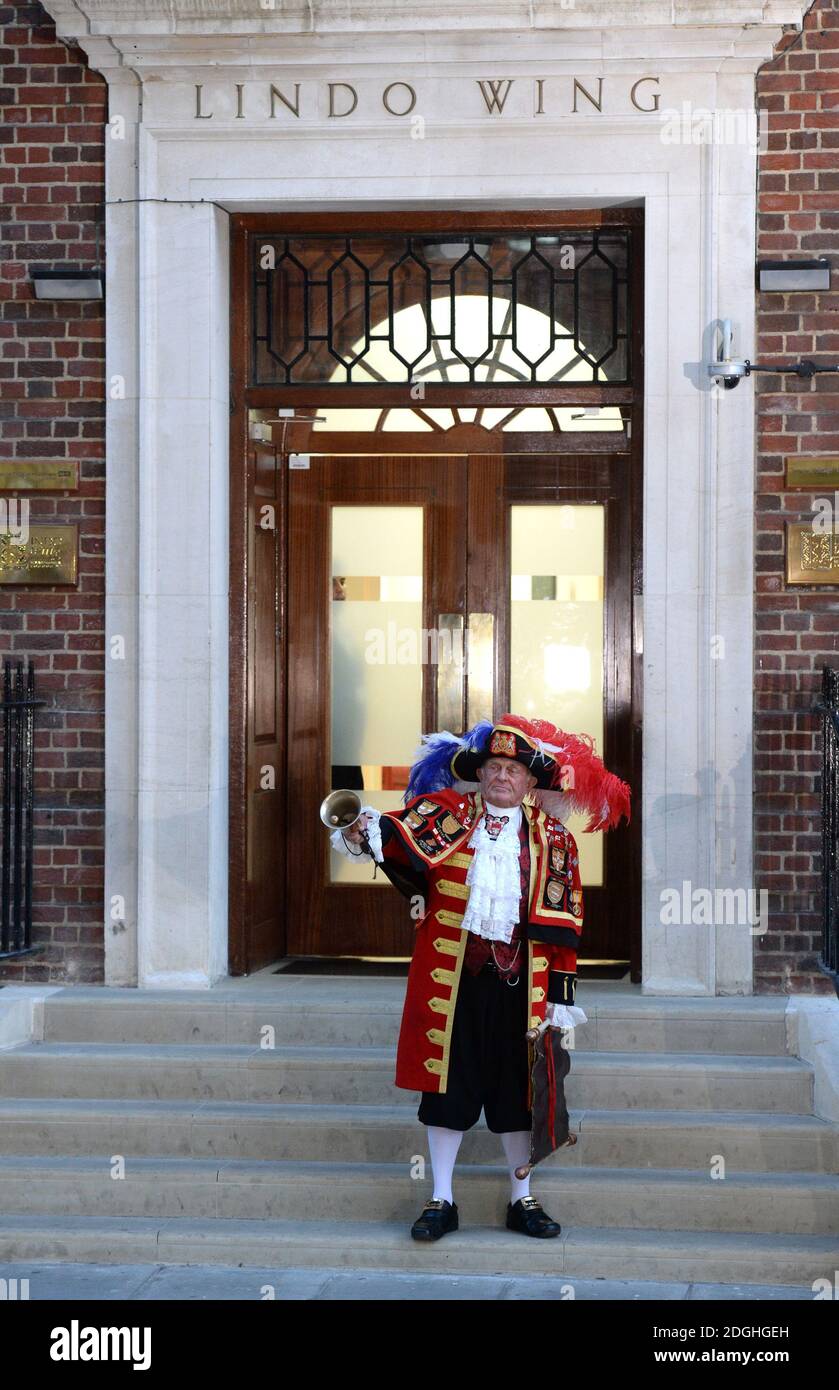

{"left": 417, "top": 960, "right": 532, "bottom": 1133}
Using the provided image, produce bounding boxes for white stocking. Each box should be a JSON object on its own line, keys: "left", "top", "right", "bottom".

{"left": 500, "top": 1129, "right": 532, "bottom": 1203}
{"left": 427, "top": 1125, "right": 464, "bottom": 1204}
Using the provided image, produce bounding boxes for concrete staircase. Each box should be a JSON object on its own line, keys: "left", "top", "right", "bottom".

{"left": 0, "top": 978, "right": 837, "bottom": 1289}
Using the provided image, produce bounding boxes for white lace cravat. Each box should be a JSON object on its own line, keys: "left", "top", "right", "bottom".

{"left": 459, "top": 801, "right": 522, "bottom": 943}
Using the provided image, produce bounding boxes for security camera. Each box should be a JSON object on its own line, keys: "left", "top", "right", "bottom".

{"left": 707, "top": 318, "right": 839, "bottom": 389}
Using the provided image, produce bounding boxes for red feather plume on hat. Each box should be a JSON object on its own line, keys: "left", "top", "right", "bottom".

{"left": 500, "top": 713, "right": 631, "bottom": 834}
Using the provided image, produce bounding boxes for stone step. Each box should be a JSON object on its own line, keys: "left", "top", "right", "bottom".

{"left": 0, "top": 1042, "right": 814, "bottom": 1112}
{"left": 0, "top": 1258, "right": 817, "bottom": 1301}
{"left": 0, "top": 1214, "right": 835, "bottom": 1285}
{"left": 38, "top": 986, "right": 792, "bottom": 1055}
{"left": 1, "top": 1156, "right": 837, "bottom": 1235}
{"left": 0, "top": 1098, "right": 835, "bottom": 1173}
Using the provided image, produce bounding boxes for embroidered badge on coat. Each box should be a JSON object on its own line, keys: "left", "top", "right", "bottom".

{"left": 416, "top": 836, "right": 445, "bottom": 857}
{"left": 550, "top": 843, "right": 567, "bottom": 874}
{"left": 483, "top": 812, "right": 510, "bottom": 840}
{"left": 439, "top": 813, "right": 463, "bottom": 837}
{"left": 545, "top": 878, "right": 564, "bottom": 906}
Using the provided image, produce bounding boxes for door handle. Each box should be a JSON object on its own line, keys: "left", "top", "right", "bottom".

{"left": 633, "top": 597, "right": 643, "bottom": 657}
{"left": 467, "top": 613, "right": 494, "bottom": 728}
{"left": 436, "top": 614, "right": 465, "bottom": 733}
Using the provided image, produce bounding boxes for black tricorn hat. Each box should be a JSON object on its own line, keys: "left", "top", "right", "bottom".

{"left": 450, "top": 720, "right": 557, "bottom": 789}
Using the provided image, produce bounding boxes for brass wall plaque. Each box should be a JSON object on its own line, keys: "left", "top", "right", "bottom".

{"left": 0, "top": 525, "right": 78, "bottom": 584}
{"left": 0, "top": 461, "right": 78, "bottom": 491}
{"left": 785, "top": 457, "right": 839, "bottom": 489}
{"left": 786, "top": 523, "right": 839, "bottom": 585}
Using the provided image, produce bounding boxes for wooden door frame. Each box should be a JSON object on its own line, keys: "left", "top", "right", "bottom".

{"left": 286, "top": 454, "right": 469, "bottom": 958}
{"left": 228, "top": 208, "right": 644, "bottom": 978}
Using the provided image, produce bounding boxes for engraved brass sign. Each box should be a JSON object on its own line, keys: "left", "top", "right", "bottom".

{"left": 786, "top": 523, "right": 839, "bottom": 585}
{"left": 785, "top": 457, "right": 839, "bottom": 489}
{"left": 0, "top": 525, "right": 78, "bottom": 584}
{"left": 0, "top": 461, "right": 78, "bottom": 491}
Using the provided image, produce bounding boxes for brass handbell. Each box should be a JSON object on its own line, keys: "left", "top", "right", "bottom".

{"left": 320, "top": 789, "right": 375, "bottom": 871}
{"left": 319, "top": 788, "right": 363, "bottom": 831}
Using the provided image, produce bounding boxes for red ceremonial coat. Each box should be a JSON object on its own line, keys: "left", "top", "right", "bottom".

{"left": 378, "top": 789, "right": 584, "bottom": 1095}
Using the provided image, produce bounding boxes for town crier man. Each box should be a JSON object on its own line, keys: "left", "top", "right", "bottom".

{"left": 334, "top": 713, "right": 630, "bottom": 1243}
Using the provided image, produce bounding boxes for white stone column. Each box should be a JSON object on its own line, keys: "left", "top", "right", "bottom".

{"left": 641, "top": 80, "right": 759, "bottom": 996}
{"left": 103, "top": 69, "right": 142, "bottom": 987}
{"left": 132, "top": 199, "right": 230, "bottom": 987}
{"left": 710, "top": 71, "right": 762, "bottom": 995}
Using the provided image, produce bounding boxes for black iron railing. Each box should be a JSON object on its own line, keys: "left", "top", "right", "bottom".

{"left": 0, "top": 658, "right": 45, "bottom": 957}
{"left": 814, "top": 666, "right": 839, "bottom": 997}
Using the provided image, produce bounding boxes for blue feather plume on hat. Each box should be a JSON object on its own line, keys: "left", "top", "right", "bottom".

{"left": 403, "top": 718, "right": 493, "bottom": 804}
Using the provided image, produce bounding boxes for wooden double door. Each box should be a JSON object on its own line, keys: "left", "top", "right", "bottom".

{"left": 235, "top": 446, "right": 639, "bottom": 974}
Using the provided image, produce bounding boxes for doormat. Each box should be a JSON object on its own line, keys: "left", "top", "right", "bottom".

{"left": 274, "top": 958, "right": 409, "bottom": 976}
{"left": 274, "top": 960, "right": 630, "bottom": 980}
{"left": 579, "top": 965, "right": 633, "bottom": 981}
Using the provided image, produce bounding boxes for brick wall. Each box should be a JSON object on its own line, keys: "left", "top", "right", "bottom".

{"left": 0, "top": 1, "right": 106, "bottom": 982}
{"left": 755, "top": 0, "right": 839, "bottom": 994}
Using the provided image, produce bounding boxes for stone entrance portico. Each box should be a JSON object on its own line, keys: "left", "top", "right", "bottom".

{"left": 38, "top": 0, "right": 812, "bottom": 993}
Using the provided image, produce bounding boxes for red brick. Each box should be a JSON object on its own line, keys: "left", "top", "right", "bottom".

{"left": 753, "top": 0, "right": 839, "bottom": 995}
{"left": 0, "top": 0, "right": 105, "bottom": 987}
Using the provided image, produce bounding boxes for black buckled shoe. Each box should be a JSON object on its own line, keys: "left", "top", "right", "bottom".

{"left": 410, "top": 1198, "right": 459, "bottom": 1241}
{"left": 506, "top": 1195, "right": 561, "bottom": 1238}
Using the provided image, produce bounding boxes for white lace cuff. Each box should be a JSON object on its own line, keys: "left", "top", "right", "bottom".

{"left": 329, "top": 806, "right": 384, "bottom": 864}
{"left": 545, "top": 1002, "right": 588, "bottom": 1030}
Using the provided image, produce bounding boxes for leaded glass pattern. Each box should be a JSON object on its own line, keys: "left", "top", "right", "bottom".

{"left": 250, "top": 230, "right": 631, "bottom": 387}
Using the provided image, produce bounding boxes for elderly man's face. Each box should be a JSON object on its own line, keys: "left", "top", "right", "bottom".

{"left": 476, "top": 755, "right": 537, "bottom": 808}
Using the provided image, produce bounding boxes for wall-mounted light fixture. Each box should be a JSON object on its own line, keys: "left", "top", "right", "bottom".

{"left": 757, "top": 258, "right": 830, "bottom": 292}
{"left": 30, "top": 270, "right": 104, "bottom": 301}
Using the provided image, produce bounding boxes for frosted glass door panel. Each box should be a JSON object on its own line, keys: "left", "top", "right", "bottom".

{"left": 331, "top": 506, "right": 423, "bottom": 884}
{"left": 510, "top": 505, "right": 605, "bottom": 887}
